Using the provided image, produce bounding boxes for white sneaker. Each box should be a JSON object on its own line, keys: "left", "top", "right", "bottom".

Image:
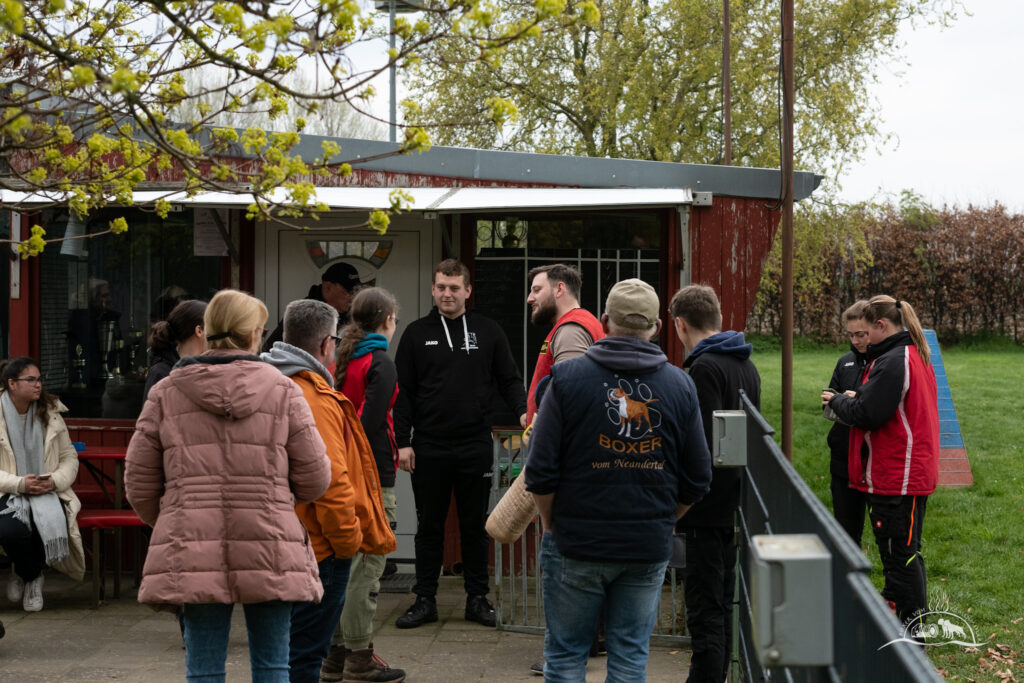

{"left": 22, "top": 574, "right": 43, "bottom": 612}
{"left": 6, "top": 573, "right": 24, "bottom": 603}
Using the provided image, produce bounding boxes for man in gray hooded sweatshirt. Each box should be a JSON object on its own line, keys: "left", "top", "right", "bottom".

{"left": 261, "top": 299, "right": 364, "bottom": 683}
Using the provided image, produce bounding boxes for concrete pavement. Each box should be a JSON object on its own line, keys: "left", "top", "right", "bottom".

{"left": 0, "top": 570, "right": 691, "bottom": 681}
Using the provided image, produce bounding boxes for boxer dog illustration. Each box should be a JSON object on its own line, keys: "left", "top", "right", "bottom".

{"left": 609, "top": 387, "right": 659, "bottom": 438}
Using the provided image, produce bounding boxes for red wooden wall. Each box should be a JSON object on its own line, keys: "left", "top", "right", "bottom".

{"left": 9, "top": 213, "right": 38, "bottom": 358}
{"left": 689, "top": 197, "right": 782, "bottom": 332}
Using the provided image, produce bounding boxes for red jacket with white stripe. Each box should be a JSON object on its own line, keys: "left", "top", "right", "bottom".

{"left": 827, "top": 331, "right": 939, "bottom": 496}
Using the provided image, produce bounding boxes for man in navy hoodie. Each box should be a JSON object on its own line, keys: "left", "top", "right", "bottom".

{"left": 393, "top": 259, "right": 527, "bottom": 630}
{"left": 669, "top": 284, "right": 761, "bottom": 683}
{"left": 526, "top": 279, "right": 711, "bottom": 682}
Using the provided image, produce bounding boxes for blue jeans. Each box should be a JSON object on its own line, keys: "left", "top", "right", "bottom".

{"left": 289, "top": 555, "right": 352, "bottom": 683}
{"left": 541, "top": 532, "right": 667, "bottom": 682}
{"left": 182, "top": 601, "right": 292, "bottom": 683}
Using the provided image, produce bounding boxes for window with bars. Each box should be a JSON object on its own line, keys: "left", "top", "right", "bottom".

{"left": 471, "top": 210, "right": 664, "bottom": 388}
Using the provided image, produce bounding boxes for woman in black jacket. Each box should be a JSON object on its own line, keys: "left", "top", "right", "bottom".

{"left": 824, "top": 300, "right": 870, "bottom": 546}
{"left": 143, "top": 299, "right": 207, "bottom": 402}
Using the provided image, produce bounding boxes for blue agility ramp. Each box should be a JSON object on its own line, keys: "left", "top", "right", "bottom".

{"left": 923, "top": 329, "right": 973, "bottom": 486}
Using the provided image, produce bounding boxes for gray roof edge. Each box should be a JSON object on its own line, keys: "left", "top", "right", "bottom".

{"left": 293, "top": 135, "right": 824, "bottom": 201}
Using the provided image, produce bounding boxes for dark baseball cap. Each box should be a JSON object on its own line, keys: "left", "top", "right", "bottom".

{"left": 321, "top": 262, "right": 366, "bottom": 292}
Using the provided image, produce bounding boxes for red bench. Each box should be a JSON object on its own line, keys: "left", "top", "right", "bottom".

{"left": 72, "top": 483, "right": 110, "bottom": 508}
{"left": 77, "top": 510, "right": 148, "bottom": 608}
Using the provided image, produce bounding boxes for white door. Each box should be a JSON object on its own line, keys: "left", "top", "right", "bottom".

{"left": 274, "top": 220, "right": 433, "bottom": 560}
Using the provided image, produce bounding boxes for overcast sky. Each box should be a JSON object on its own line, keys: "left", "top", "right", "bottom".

{"left": 836, "top": 0, "right": 1024, "bottom": 211}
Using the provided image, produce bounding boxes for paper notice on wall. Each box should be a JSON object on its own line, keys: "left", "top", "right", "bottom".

{"left": 194, "top": 209, "right": 230, "bottom": 256}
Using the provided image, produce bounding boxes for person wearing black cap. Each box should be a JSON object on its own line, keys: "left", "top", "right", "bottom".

{"left": 263, "top": 263, "right": 370, "bottom": 353}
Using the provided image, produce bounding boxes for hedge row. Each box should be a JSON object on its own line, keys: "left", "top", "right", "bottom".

{"left": 749, "top": 196, "right": 1024, "bottom": 343}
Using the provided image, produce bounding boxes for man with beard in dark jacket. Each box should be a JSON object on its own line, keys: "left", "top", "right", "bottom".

{"left": 525, "top": 278, "right": 711, "bottom": 681}
{"left": 393, "top": 259, "right": 527, "bottom": 630}
{"left": 669, "top": 284, "right": 760, "bottom": 683}
{"left": 825, "top": 300, "right": 870, "bottom": 546}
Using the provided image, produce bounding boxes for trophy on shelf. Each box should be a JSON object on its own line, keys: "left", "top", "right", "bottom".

{"left": 99, "top": 320, "right": 118, "bottom": 380}
{"left": 71, "top": 344, "right": 87, "bottom": 389}
{"left": 126, "top": 328, "right": 146, "bottom": 379}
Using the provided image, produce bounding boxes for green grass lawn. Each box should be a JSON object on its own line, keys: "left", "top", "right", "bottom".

{"left": 750, "top": 341, "right": 1024, "bottom": 681}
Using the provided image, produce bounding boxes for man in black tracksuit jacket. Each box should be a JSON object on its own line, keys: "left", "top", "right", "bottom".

{"left": 825, "top": 301, "right": 870, "bottom": 546}
{"left": 393, "top": 259, "right": 527, "bottom": 630}
{"left": 670, "top": 285, "right": 761, "bottom": 683}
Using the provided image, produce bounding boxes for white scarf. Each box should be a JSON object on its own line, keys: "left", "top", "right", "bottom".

{"left": 1, "top": 391, "right": 70, "bottom": 565}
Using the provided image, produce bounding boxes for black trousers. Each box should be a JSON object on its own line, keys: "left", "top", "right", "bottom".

{"left": 867, "top": 494, "right": 928, "bottom": 625}
{"left": 410, "top": 436, "right": 492, "bottom": 599}
{"left": 830, "top": 476, "right": 868, "bottom": 547}
{"left": 0, "top": 495, "right": 45, "bottom": 582}
{"left": 683, "top": 526, "right": 736, "bottom": 683}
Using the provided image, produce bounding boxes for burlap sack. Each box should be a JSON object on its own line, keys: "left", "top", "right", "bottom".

{"left": 485, "top": 472, "right": 538, "bottom": 544}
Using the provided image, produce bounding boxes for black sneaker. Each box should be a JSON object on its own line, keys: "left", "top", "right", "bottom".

{"left": 395, "top": 595, "right": 438, "bottom": 629}
{"left": 465, "top": 594, "right": 496, "bottom": 627}
{"left": 529, "top": 659, "right": 544, "bottom": 675}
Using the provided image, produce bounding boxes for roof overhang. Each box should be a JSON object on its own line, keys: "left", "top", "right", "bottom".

{"left": 2, "top": 187, "right": 693, "bottom": 213}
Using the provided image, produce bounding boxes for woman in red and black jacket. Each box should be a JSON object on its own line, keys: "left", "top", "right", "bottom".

{"left": 326, "top": 286, "right": 405, "bottom": 682}
{"left": 822, "top": 295, "right": 939, "bottom": 627}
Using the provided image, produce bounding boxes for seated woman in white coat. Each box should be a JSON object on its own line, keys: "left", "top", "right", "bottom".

{"left": 0, "top": 356, "right": 85, "bottom": 612}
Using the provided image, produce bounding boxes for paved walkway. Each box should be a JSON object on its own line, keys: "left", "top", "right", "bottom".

{"left": 0, "top": 571, "right": 691, "bottom": 681}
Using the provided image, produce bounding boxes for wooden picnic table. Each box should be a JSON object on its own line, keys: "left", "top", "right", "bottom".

{"left": 77, "top": 445, "right": 127, "bottom": 509}
{"left": 75, "top": 445, "right": 141, "bottom": 606}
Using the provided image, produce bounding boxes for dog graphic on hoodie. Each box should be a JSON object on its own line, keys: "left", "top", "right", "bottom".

{"left": 608, "top": 387, "right": 659, "bottom": 438}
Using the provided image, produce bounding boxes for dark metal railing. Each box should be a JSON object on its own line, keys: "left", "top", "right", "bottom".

{"left": 735, "top": 390, "right": 943, "bottom": 682}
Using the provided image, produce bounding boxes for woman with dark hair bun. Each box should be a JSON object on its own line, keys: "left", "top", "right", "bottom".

{"left": 144, "top": 299, "right": 207, "bottom": 402}
{"left": 0, "top": 356, "right": 85, "bottom": 612}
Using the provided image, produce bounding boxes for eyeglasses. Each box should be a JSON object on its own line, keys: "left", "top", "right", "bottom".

{"left": 326, "top": 334, "right": 342, "bottom": 345}
{"left": 12, "top": 376, "right": 44, "bottom": 385}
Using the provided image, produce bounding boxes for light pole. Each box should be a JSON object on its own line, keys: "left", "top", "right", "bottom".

{"left": 375, "top": 0, "right": 418, "bottom": 143}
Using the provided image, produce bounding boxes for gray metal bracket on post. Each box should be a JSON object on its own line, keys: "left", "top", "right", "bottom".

{"left": 712, "top": 409, "right": 747, "bottom": 467}
{"left": 750, "top": 533, "right": 834, "bottom": 667}
{"left": 692, "top": 191, "right": 713, "bottom": 206}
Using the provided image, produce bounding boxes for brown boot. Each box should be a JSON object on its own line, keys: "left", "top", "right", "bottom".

{"left": 342, "top": 645, "right": 406, "bottom": 682}
{"left": 319, "top": 644, "right": 346, "bottom": 682}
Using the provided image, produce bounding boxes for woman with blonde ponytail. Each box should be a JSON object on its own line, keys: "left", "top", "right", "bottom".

{"left": 821, "top": 294, "right": 939, "bottom": 632}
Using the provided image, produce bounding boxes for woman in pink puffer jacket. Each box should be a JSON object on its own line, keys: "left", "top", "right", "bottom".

{"left": 126, "top": 289, "right": 330, "bottom": 682}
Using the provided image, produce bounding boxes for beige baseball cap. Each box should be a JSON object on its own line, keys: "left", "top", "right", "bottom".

{"left": 605, "top": 278, "right": 659, "bottom": 330}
